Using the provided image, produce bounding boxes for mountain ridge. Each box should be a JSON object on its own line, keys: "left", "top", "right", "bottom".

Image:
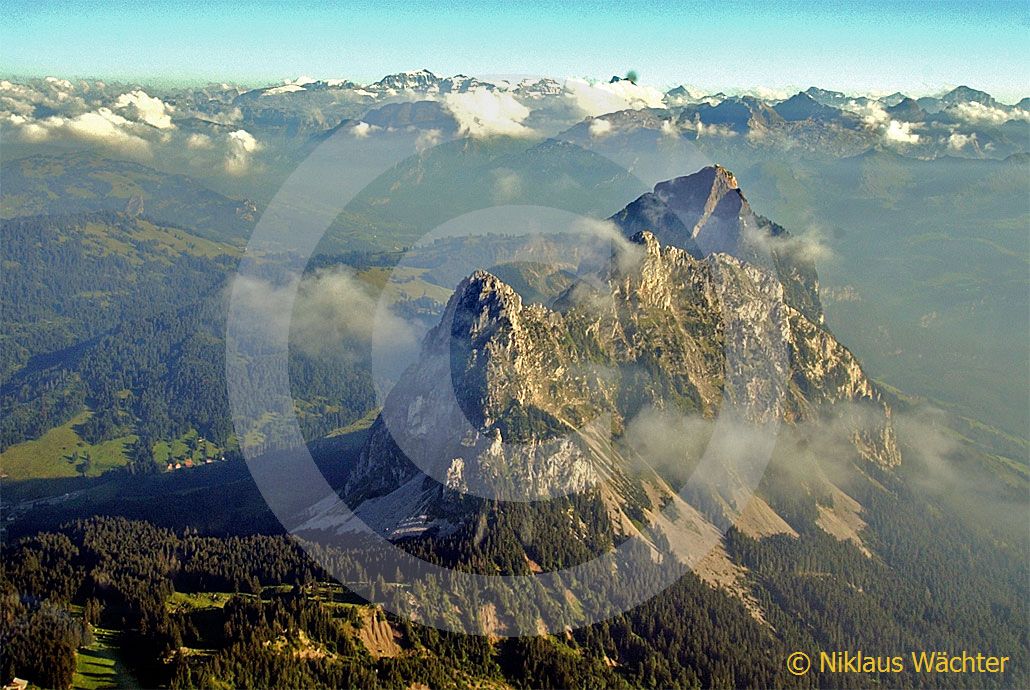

{"left": 304, "top": 169, "right": 900, "bottom": 584}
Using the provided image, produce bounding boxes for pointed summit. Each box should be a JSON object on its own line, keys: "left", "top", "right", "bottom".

{"left": 429, "top": 270, "right": 524, "bottom": 357}
{"left": 665, "top": 85, "right": 698, "bottom": 105}
{"left": 455, "top": 270, "right": 523, "bottom": 314}
{"left": 880, "top": 91, "right": 910, "bottom": 107}
{"left": 803, "top": 86, "right": 856, "bottom": 108}
{"left": 885, "top": 97, "right": 926, "bottom": 122}
{"left": 453, "top": 270, "right": 523, "bottom": 321}
{"left": 774, "top": 92, "right": 845, "bottom": 122}
{"left": 610, "top": 165, "right": 751, "bottom": 256}
{"left": 609, "top": 166, "right": 824, "bottom": 324}
{"left": 941, "top": 85, "right": 996, "bottom": 107}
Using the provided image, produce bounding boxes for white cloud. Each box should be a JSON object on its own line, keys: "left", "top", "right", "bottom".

{"left": 946, "top": 131, "right": 978, "bottom": 151}
{"left": 845, "top": 100, "right": 890, "bottom": 127}
{"left": 491, "top": 169, "right": 522, "bottom": 203}
{"left": 884, "top": 119, "right": 919, "bottom": 144}
{"left": 64, "top": 109, "right": 154, "bottom": 153}
{"left": 693, "top": 121, "right": 737, "bottom": 138}
{"left": 3, "top": 113, "right": 48, "bottom": 142}
{"left": 186, "top": 133, "right": 213, "bottom": 149}
{"left": 230, "top": 267, "right": 417, "bottom": 359}
{"left": 43, "top": 76, "right": 74, "bottom": 91}
{"left": 0, "top": 79, "right": 89, "bottom": 117}
{"left": 351, "top": 121, "right": 381, "bottom": 138}
{"left": 845, "top": 101, "right": 922, "bottom": 145}
{"left": 588, "top": 118, "right": 612, "bottom": 137}
{"left": 415, "top": 128, "right": 443, "bottom": 152}
{"left": 564, "top": 78, "right": 666, "bottom": 117}
{"left": 0, "top": 80, "right": 182, "bottom": 157}
{"left": 224, "top": 129, "right": 262, "bottom": 175}
{"left": 950, "top": 101, "right": 1030, "bottom": 124}
{"left": 0, "top": 81, "right": 38, "bottom": 116}
{"left": 742, "top": 221, "right": 833, "bottom": 263}
{"left": 113, "top": 89, "right": 175, "bottom": 129}
{"left": 443, "top": 87, "right": 532, "bottom": 137}
{"left": 3, "top": 107, "right": 153, "bottom": 157}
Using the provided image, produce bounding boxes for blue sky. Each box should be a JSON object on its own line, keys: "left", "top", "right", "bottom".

{"left": 2, "top": 0, "right": 1028, "bottom": 100}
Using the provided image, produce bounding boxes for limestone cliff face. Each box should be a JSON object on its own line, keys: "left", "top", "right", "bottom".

{"left": 337, "top": 238, "right": 897, "bottom": 539}
{"left": 345, "top": 268, "right": 616, "bottom": 509}
{"left": 610, "top": 165, "right": 748, "bottom": 257}
{"left": 610, "top": 166, "right": 824, "bottom": 325}
{"left": 317, "top": 167, "right": 898, "bottom": 544}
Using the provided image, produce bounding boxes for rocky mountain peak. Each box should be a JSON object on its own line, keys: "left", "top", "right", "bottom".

{"left": 705, "top": 164, "right": 739, "bottom": 189}
{"left": 886, "top": 97, "right": 926, "bottom": 122}
{"left": 610, "top": 165, "right": 825, "bottom": 325}
{"left": 773, "top": 92, "right": 846, "bottom": 122}
{"left": 439, "top": 74, "right": 494, "bottom": 93}
{"left": 651, "top": 165, "right": 747, "bottom": 230}
{"left": 361, "top": 100, "right": 458, "bottom": 133}
{"left": 941, "top": 85, "right": 996, "bottom": 107}
{"left": 430, "top": 269, "right": 533, "bottom": 426}
{"left": 630, "top": 229, "right": 662, "bottom": 253}
{"left": 685, "top": 97, "right": 785, "bottom": 133}
{"left": 611, "top": 165, "right": 751, "bottom": 256}
{"left": 804, "top": 86, "right": 849, "bottom": 106}
{"left": 305, "top": 174, "right": 897, "bottom": 585}
{"left": 514, "top": 78, "right": 564, "bottom": 97}
{"left": 664, "top": 85, "right": 698, "bottom": 106}
{"left": 880, "top": 91, "right": 910, "bottom": 107}
{"left": 311, "top": 222, "right": 899, "bottom": 549}
{"left": 450, "top": 270, "right": 523, "bottom": 324}
{"left": 372, "top": 69, "right": 441, "bottom": 92}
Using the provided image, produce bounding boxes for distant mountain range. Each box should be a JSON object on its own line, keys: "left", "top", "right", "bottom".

{"left": 235, "top": 69, "right": 1026, "bottom": 110}
{"left": 2, "top": 71, "right": 1027, "bottom": 172}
